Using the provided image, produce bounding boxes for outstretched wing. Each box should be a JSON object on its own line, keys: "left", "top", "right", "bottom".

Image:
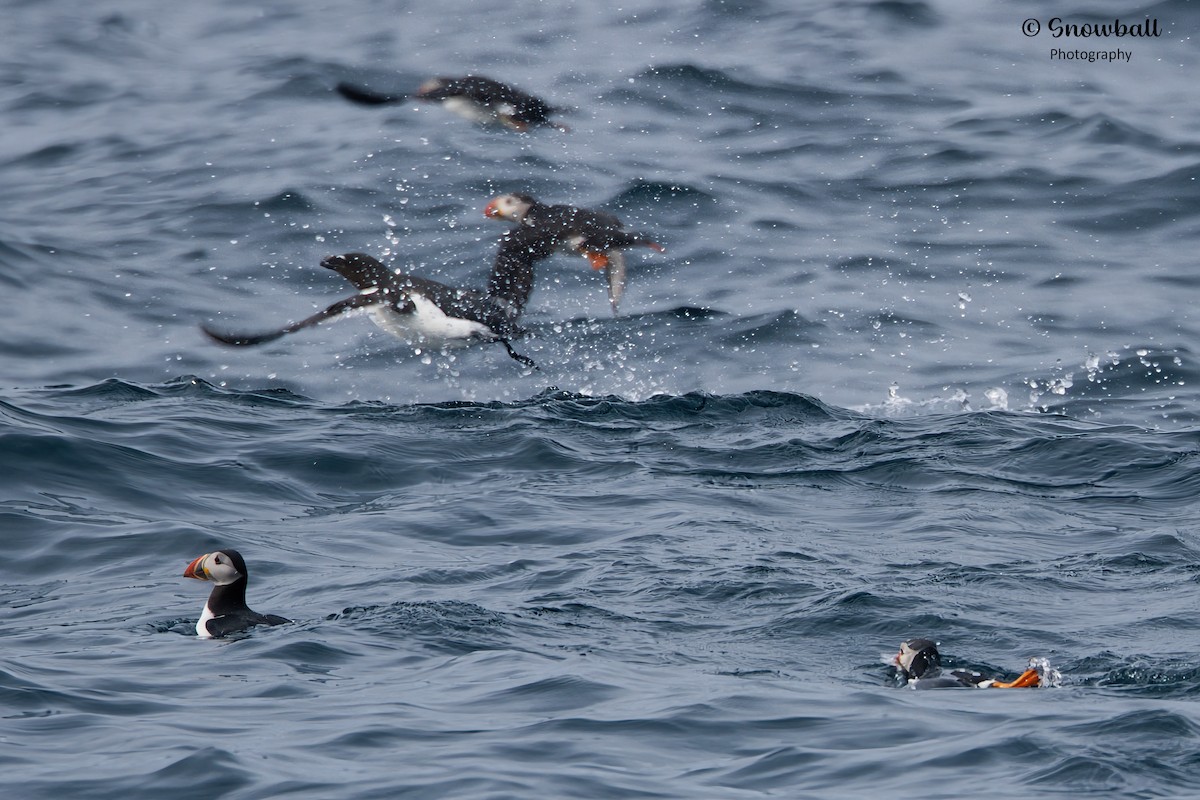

{"left": 201, "top": 293, "right": 379, "bottom": 347}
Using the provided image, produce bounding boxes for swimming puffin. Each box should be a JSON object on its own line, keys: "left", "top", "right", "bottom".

{"left": 183, "top": 549, "right": 289, "bottom": 639}
{"left": 335, "top": 75, "right": 566, "bottom": 132}
{"left": 892, "top": 638, "right": 1042, "bottom": 689}
{"left": 483, "top": 193, "right": 664, "bottom": 314}
{"left": 200, "top": 225, "right": 558, "bottom": 368}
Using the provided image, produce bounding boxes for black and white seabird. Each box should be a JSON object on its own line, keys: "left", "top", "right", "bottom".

{"left": 336, "top": 74, "right": 566, "bottom": 132}
{"left": 183, "top": 549, "right": 289, "bottom": 639}
{"left": 483, "top": 193, "right": 664, "bottom": 314}
{"left": 892, "top": 638, "right": 1042, "bottom": 689}
{"left": 201, "top": 226, "right": 559, "bottom": 368}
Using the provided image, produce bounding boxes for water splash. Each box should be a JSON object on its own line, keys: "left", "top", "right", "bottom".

{"left": 983, "top": 387, "right": 1008, "bottom": 410}
{"left": 1030, "top": 656, "right": 1063, "bottom": 688}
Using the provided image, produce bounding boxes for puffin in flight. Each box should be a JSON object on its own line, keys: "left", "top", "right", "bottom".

{"left": 336, "top": 74, "right": 566, "bottom": 132}
{"left": 483, "top": 193, "right": 664, "bottom": 314}
{"left": 200, "top": 225, "right": 559, "bottom": 368}
{"left": 892, "top": 638, "right": 1043, "bottom": 689}
{"left": 183, "top": 549, "right": 289, "bottom": 638}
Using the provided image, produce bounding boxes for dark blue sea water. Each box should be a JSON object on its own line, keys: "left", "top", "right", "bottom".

{"left": 5, "top": 0, "right": 1200, "bottom": 797}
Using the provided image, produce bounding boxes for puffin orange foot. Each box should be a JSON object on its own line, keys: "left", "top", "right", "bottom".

{"left": 991, "top": 668, "right": 1040, "bottom": 689}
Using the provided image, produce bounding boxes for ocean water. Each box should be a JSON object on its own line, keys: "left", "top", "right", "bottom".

{"left": 4, "top": 0, "right": 1200, "bottom": 797}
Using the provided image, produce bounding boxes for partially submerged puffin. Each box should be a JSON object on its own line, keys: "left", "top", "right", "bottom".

{"left": 183, "top": 549, "right": 289, "bottom": 639}
{"left": 483, "top": 193, "right": 664, "bottom": 314}
{"left": 336, "top": 74, "right": 566, "bottom": 132}
{"left": 200, "top": 225, "right": 558, "bottom": 368}
{"left": 892, "top": 638, "right": 1043, "bottom": 689}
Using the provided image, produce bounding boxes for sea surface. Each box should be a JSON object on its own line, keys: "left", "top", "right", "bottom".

{"left": 4, "top": 0, "right": 1200, "bottom": 797}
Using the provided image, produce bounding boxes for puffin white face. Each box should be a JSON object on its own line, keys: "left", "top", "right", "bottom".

{"left": 894, "top": 638, "right": 940, "bottom": 679}
{"left": 483, "top": 193, "right": 532, "bottom": 222}
{"left": 416, "top": 77, "right": 446, "bottom": 95}
{"left": 183, "top": 551, "right": 243, "bottom": 586}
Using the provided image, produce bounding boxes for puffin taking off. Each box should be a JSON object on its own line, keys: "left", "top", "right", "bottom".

{"left": 483, "top": 193, "right": 664, "bottom": 314}
{"left": 892, "top": 638, "right": 1044, "bottom": 689}
{"left": 200, "top": 226, "right": 559, "bottom": 368}
{"left": 335, "top": 75, "right": 566, "bottom": 132}
{"left": 183, "top": 549, "right": 289, "bottom": 639}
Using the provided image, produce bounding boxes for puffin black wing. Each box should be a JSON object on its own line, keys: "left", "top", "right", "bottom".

{"left": 201, "top": 293, "right": 380, "bottom": 347}
{"left": 533, "top": 203, "right": 622, "bottom": 232}
{"left": 536, "top": 204, "right": 664, "bottom": 254}
{"left": 575, "top": 228, "right": 665, "bottom": 253}
{"left": 336, "top": 82, "right": 408, "bottom": 106}
{"left": 204, "top": 610, "right": 290, "bottom": 639}
{"left": 319, "top": 252, "right": 403, "bottom": 291}
{"left": 486, "top": 225, "right": 560, "bottom": 317}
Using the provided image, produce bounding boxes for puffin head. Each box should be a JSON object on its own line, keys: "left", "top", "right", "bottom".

{"left": 484, "top": 193, "right": 536, "bottom": 222}
{"left": 894, "top": 638, "right": 940, "bottom": 680}
{"left": 183, "top": 549, "right": 247, "bottom": 586}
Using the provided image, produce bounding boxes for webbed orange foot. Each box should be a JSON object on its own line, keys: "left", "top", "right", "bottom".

{"left": 991, "top": 668, "right": 1040, "bottom": 688}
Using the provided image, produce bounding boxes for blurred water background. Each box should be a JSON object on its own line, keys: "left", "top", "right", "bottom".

{"left": 4, "top": 1, "right": 1200, "bottom": 797}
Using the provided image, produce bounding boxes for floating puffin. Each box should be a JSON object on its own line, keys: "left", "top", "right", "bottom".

{"left": 336, "top": 74, "right": 566, "bottom": 132}
{"left": 483, "top": 193, "right": 664, "bottom": 314}
{"left": 892, "top": 638, "right": 1044, "bottom": 689}
{"left": 183, "top": 549, "right": 289, "bottom": 639}
{"left": 201, "top": 225, "right": 559, "bottom": 368}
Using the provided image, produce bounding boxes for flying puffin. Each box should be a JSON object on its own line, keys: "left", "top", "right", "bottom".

{"left": 335, "top": 74, "right": 566, "bottom": 132}
{"left": 892, "top": 638, "right": 1042, "bottom": 689}
{"left": 200, "top": 226, "right": 559, "bottom": 368}
{"left": 183, "top": 549, "right": 289, "bottom": 639}
{"left": 483, "top": 193, "right": 664, "bottom": 314}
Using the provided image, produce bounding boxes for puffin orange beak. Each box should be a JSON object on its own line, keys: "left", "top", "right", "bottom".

{"left": 483, "top": 200, "right": 502, "bottom": 219}
{"left": 183, "top": 554, "right": 210, "bottom": 580}
{"left": 585, "top": 251, "right": 610, "bottom": 270}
